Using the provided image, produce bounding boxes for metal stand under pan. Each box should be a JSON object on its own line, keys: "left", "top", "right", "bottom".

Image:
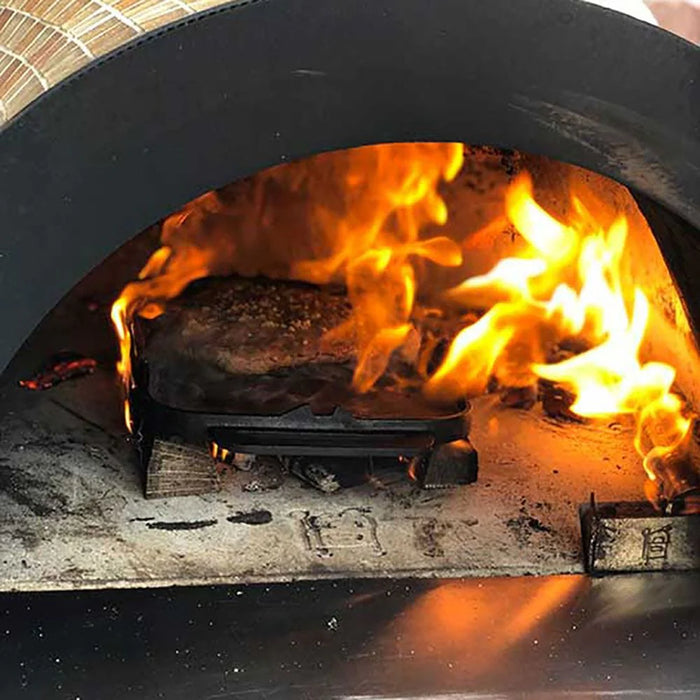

{"left": 130, "top": 362, "right": 478, "bottom": 497}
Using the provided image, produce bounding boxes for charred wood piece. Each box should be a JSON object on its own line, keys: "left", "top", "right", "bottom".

{"left": 289, "top": 456, "right": 370, "bottom": 493}
{"left": 500, "top": 385, "right": 537, "bottom": 410}
{"left": 411, "top": 439, "right": 478, "bottom": 489}
{"left": 539, "top": 381, "right": 583, "bottom": 422}
{"left": 241, "top": 455, "right": 287, "bottom": 493}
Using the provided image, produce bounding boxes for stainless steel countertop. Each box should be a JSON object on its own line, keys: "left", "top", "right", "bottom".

{"left": 1, "top": 573, "right": 698, "bottom": 698}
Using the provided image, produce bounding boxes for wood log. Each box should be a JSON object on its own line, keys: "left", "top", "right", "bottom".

{"left": 136, "top": 276, "right": 355, "bottom": 412}
{"left": 145, "top": 439, "right": 220, "bottom": 499}
{"left": 135, "top": 275, "right": 464, "bottom": 417}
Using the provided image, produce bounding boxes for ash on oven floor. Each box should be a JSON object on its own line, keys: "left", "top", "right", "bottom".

{"left": 0, "top": 367, "right": 646, "bottom": 592}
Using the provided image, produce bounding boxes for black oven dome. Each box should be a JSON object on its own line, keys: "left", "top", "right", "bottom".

{"left": 0, "top": 0, "right": 698, "bottom": 378}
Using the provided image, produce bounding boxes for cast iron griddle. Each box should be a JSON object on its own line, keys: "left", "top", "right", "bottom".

{"left": 132, "top": 275, "right": 469, "bottom": 457}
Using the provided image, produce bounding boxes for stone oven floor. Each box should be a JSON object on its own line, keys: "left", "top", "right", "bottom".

{"left": 0, "top": 365, "right": 646, "bottom": 591}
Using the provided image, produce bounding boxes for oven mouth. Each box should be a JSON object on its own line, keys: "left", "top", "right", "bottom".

{"left": 0, "top": 0, "right": 698, "bottom": 593}
{"left": 96, "top": 143, "right": 700, "bottom": 512}
{"left": 1, "top": 140, "right": 699, "bottom": 592}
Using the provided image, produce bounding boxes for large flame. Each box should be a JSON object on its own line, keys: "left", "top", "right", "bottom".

{"left": 111, "top": 144, "right": 694, "bottom": 499}
{"left": 111, "top": 143, "right": 464, "bottom": 426}
{"left": 427, "top": 172, "right": 692, "bottom": 484}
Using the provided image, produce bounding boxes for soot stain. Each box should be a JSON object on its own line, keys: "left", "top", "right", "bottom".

{"left": 414, "top": 518, "right": 452, "bottom": 558}
{"left": 227, "top": 509, "right": 273, "bottom": 525}
{"left": 506, "top": 514, "right": 554, "bottom": 546}
{"left": 147, "top": 519, "right": 217, "bottom": 531}
{"left": 0, "top": 464, "right": 67, "bottom": 517}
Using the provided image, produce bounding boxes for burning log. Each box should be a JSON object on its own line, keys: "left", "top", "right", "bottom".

{"left": 646, "top": 417, "right": 700, "bottom": 514}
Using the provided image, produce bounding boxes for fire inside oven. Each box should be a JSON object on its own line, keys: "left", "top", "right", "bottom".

{"left": 5, "top": 139, "right": 699, "bottom": 591}
{"left": 77, "top": 142, "right": 695, "bottom": 512}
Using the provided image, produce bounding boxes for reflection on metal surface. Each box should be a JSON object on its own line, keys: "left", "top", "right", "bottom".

{"left": 378, "top": 576, "right": 585, "bottom": 678}
{"left": 1, "top": 573, "right": 699, "bottom": 697}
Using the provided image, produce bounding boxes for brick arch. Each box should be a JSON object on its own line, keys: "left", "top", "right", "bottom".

{"left": 0, "top": 0, "right": 229, "bottom": 125}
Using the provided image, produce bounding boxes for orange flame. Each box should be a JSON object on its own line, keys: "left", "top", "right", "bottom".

{"left": 111, "top": 143, "right": 464, "bottom": 426}
{"left": 110, "top": 145, "right": 695, "bottom": 501}
{"left": 210, "top": 442, "right": 230, "bottom": 463}
{"left": 428, "top": 172, "right": 692, "bottom": 483}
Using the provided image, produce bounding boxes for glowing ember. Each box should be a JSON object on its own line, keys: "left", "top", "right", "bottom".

{"left": 19, "top": 352, "right": 97, "bottom": 391}
{"left": 111, "top": 143, "right": 696, "bottom": 502}
{"left": 210, "top": 442, "right": 231, "bottom": 463}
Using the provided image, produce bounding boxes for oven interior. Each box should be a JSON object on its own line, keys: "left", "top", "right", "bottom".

{"left": 0, "top": 142, "right": 698, "bottom": 590}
